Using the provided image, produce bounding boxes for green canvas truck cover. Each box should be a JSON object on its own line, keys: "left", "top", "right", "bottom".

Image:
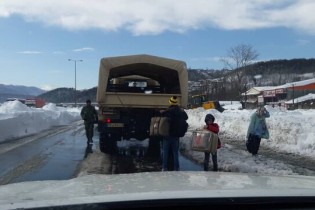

{"left": 97, "top": 54, "right": 188, "bottom": 108}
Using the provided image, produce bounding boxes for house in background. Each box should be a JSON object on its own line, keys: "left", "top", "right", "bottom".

{"left": 273, "top": 78, "right": 315, "bottom": 109}
{"left": 285, "top": 93, "right": 315, "bottom": 110}
{"left": 241, "top": 78, "right": 315, "bottom": 109}
{"left": 262, "top": 87, "right": 287, "bottom": 107}
{"left": 241, "top": 86, "right": 274, "bottom": 109}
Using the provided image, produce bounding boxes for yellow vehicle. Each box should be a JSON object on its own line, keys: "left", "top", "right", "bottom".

{"left": 189, "top": 94, "right": 224, "bottom": 112}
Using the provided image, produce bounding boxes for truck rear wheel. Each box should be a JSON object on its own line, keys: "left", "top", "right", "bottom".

{"left": 99, "top": 133, "right": 118, "bottom": 155}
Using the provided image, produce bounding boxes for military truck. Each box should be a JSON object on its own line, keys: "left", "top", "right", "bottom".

{"left": 96, "top": 54, "right": 188, "bottom": 155}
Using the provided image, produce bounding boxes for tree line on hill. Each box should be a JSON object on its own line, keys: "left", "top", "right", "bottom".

{"left": 189, "top": 58, "right": 315, "bottom": 101}
{"left": 39, "top": 87, "right": 97, "bottom": 103}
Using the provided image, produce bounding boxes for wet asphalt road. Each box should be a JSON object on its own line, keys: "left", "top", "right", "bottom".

{"left": 0, "top": 122, "right": 87, "bottom": 185}
{"left": 0, "top": 122, "right": 202, "bottom": 185}
{"left": 1, "top": 121, "right": 315, "bottom": 185}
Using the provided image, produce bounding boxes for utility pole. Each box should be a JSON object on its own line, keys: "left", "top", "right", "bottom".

{"left": 68, "top": 59, "right": 83, "bottom": 106}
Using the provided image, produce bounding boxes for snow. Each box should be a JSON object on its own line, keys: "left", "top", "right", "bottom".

{"left": 1, "top": 99, "right": 315, "bottom": 207}
{"left": 0, "top": 100, "right": 314, "bottom": 176}
{"left": 180, "top": 102, "right": 315, "bottom": 176}
{"left": 0, "top": 100, "right": 81, "bottom": 142}
{"left": 278, "top": 78, "right": 315, "bottom": 89}
{"left": 183, "top": 103, "right": 315, "bottom": 159}
{"left": 286, "top": 93, "right": 315, "bottom": 104}
{"left": 0, "top": 100, "right": 314, "bottom": 163}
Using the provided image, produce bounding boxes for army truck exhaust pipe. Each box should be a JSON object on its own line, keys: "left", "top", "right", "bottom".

{"left": 96, "top": 54, "right": 188, "bottom": 155}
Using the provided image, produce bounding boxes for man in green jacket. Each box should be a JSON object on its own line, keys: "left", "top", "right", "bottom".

{"left": 81, "top": 99, "right": 98, "bottom": 144}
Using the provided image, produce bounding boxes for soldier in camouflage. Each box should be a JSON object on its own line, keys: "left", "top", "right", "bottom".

{"left": 80, "top": 99, "right": 98, "bottom": 144}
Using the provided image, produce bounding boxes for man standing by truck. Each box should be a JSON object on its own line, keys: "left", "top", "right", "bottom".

{"left": 161, "top": 96, "right": 188, "bottom": 171}
{"left": 81, "top": 99, "right": 98, "bottom": 144}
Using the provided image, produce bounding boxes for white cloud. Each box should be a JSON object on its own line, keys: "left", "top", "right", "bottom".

{"left": 191, "top": 56, "right": 221, "bottom": 62}
{"left": 17, "top": 51, "right": 43, "bottom": 54}
{"left": 190, "top": 56, "right": 227, "bottom": 66}
{"left": 1, "top": 0, "right": 315, "bottom": 35}
{"left": 297, "top": 39, "right": 310, "bottom": 46}
{"left": 73, "top": 47, "right": 95, "bottom": 52}
{"left": 53, "top": 51, "right": 65, "bottom": 54}
{"left": 41, "top": 84, "right": 56, "bottom": 91}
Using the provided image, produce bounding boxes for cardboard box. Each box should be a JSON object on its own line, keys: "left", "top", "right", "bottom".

{"left": 191, "top": 129, "right": 218, "bottom": 153}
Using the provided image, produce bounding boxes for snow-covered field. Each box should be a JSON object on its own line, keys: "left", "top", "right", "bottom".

{"left": 181, "top": 101, "right": 315, "bottom": 176}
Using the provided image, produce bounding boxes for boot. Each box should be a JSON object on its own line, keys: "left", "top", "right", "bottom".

{"left": 204, "top": 164, "right": 209, "bottom": 171}
{"left": 211, "top": 153, "right": 218, "bottom": 171}
{"left": 204, "top": 152, "right": 210, "bottom": 171}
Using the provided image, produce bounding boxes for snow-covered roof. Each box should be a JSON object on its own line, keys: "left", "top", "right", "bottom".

{"left": 285, "top": 93, "right": 315, "bottom": 104}
{"left": 242, "top": 86, "right": 275, "bottom": 96}
{"left": 241, "top": 78, "right": 315, "bottom": 96}
{"left": 277, "top": 78, "right": 315, "bottom": 89}
{"left": 252, "top": 86, "right": 275, "bottom": 91}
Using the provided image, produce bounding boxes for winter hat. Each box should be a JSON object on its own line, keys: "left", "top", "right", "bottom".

{"left": 205, "top": 114, "right": 215, "bottom": 123}
{"left": 86, "top": 99, "right": 91, "bottom": 103}
{"left": 169, "top": 96, "right": 178, "bottom": 105}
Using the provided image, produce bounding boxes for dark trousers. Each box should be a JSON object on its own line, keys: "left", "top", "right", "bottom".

{"left": 162, "top": 137, "right": 179, "bottom": 171}
{"left": 84, "top": 122, "right": 94, "bottom": 142}
{"left": 246, "top": 134, "right": 261, "bottom": 155}
{"left": 204, "top": 152, "right": 218, "bottom": 171}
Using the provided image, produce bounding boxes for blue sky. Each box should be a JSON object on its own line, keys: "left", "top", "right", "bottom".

{"left": 1, "top": 0, "right": 315, "bottom": 90}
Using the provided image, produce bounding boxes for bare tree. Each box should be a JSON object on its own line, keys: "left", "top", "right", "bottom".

{"left": 221, "top": 44, "right": 259, "bottom": 102}
{"left": 221, "top": 44, "right": 259, "bottom": 70}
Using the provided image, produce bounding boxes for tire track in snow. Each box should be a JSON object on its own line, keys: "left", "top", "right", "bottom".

{"left": 221, "top": 138, "right": 315, "bottom": 176}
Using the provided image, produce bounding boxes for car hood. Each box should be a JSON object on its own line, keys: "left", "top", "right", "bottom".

{"left": 1, "top": 171, "right": 315, "bottom": 209}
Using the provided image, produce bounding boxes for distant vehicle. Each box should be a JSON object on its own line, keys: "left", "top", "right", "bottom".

{"left": 25, "top": 98, "right": 46, "bottom": 108}
{"left": 6, "top": 98, "right": 26, "bottom": 104}
{"left": 96, "top": 54, "right": 188, "bottom": 154}
{"left": 188, "top": 94, "right": 224, "bottom": 112}
{"left": 6, "top": 98, "right": 45, "bottom": 108}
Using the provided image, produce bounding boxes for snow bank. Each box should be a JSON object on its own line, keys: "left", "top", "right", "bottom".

{"left": 0, "top": 101, "right": 81, "bottom": 142}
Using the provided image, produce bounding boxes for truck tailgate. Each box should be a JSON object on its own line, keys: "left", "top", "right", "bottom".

{"left": 99, "top": 92, "right": 182, "bottom": 108}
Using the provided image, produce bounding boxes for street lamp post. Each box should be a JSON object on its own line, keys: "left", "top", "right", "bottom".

{"left": 68, "top": 59, "right": 83, "bottom": 106}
